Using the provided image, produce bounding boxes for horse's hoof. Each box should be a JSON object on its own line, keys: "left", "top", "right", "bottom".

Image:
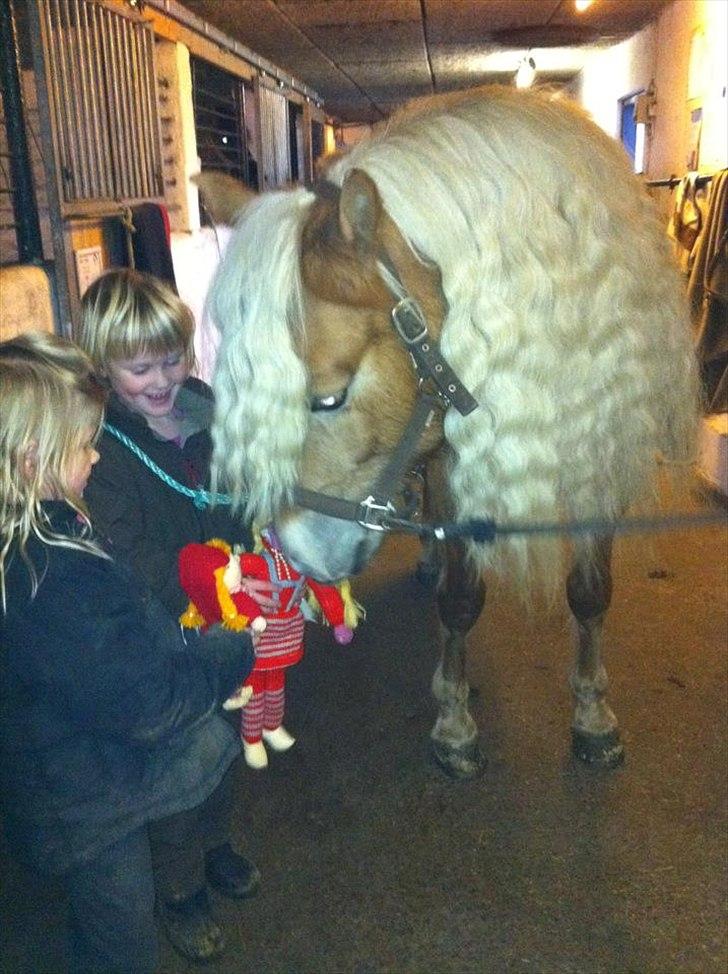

{"left": 572, "top": 728, "right": 624, "bottom": 768}
{"left": 431, "top": 739, "right": 484, "bottom": 779}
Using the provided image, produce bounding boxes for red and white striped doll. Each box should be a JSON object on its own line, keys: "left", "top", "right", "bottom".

{"left": 179, "top": 526, "right": 357, "bottom": 769}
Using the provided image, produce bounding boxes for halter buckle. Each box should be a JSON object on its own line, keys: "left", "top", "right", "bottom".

{"left": 391, "top": 297, "right": 428, "bottom": 345}
{"left": 358, "top": 495, "right": 397, "bottom": 531}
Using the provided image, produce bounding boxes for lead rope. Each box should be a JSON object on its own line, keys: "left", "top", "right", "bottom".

{"left": 119, "top": 206, "right": 136, "bottom": 270}
{"left": 103, "top": 423, "right": 233, "bottom": 510}
{"left": 104, "top": 425, "right": 726, "bottom": 538}
{"left": 385, "top": 507, "right": 726, "bottom": 543}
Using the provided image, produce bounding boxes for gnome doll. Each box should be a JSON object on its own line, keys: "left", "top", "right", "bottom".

{"left": 179, "top": 527, "right": 357, "bottom": 769}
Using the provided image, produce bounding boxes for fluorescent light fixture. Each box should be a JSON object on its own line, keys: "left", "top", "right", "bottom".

{"left": 468, "top": 46, "right": 595, "bottom": 74}
{"left": 515, "top": 55, "right": 536, "bottom": 88}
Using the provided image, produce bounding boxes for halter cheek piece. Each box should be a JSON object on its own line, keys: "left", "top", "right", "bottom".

{"left": 294, "top": 186, "right": 482, "bottom": 540}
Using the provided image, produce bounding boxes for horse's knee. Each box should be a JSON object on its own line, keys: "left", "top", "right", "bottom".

{"left": 436, "top": 577, "right": 486, "bottom": 633}
{"left": 566, "top": 538, "right": 614, "bottom": 622}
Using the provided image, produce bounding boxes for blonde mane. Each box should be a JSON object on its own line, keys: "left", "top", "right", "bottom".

{"left": 209, "top": 190, "right": 313, "bottom": 520}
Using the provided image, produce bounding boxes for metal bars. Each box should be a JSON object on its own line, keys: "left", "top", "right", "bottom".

{"left": 258, "top": 82, "right": 291, "bottom": 189}
{"left": 191, "top": 57, "right": 250, "bottom": 184}
{"left": 36, "top": 0, "right": 162, "bottom": 212}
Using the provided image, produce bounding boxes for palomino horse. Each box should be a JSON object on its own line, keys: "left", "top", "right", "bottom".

{"left": 197, "top": 86, "right": 697, "bottom": 779}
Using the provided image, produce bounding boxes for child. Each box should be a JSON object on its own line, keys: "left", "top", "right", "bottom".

{"left": 77, "top": 268, "right": 273, "bottom": 621}
{"left": 0, "top": 332, "right": 256, "bottom": 972}
{"left": 77, "top": 268, "right": 270, "bottom": 926}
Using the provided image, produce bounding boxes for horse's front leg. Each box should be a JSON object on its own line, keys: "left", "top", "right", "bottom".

{"left": 567, "top": 534, "right": 624, "bottom": 767}
{"left": 430, "top": 538, "right": 486, "bottom": 778}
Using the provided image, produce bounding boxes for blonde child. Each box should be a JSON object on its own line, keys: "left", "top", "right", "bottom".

{"left": 77, "top": 268, "right": 270, "bottom": 619}
{"left": 0, "top": 332, "right": 255, "bottom": 972}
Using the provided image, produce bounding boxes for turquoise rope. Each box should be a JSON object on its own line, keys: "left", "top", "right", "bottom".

{"left": 103, "top": 422, "right": 232, "bottom": 510}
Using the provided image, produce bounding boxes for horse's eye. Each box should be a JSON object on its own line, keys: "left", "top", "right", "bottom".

{"left": 310, "top": 388, "right": 348, "bottom": 412}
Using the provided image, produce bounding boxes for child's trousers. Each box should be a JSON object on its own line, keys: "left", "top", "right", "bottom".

{"left": 64, "top": 761, "right": 238, "bottom": 973}
{"left": 65, "top": 828, "right": 157, "bottom": 974}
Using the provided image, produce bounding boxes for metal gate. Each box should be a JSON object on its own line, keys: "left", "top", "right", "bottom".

{"left": 35, "top": 0, "right": 163, "bottom": 213}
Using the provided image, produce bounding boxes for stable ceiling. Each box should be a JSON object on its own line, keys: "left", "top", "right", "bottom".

{"left": 179, "top": 0, "right": 670, "bottom": 124}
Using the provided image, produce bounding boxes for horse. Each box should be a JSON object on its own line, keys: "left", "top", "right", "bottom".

{"left": 196, "top": 85, "right": 698, "bottom": 779}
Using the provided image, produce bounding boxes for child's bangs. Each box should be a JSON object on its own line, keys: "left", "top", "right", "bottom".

{"left": 107, "top": 311, "right": 188, "bottom": 364}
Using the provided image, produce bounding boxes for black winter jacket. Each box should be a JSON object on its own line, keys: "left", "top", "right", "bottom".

{"left": 0, "top": 502, "right": 254, "bottom": 874}
{"left": 85, "top": 377, "right": 252, "bottom": 618}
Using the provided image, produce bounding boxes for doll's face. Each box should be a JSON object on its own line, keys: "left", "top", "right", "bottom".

{"left": 106, "top": 349, "right": 189, "bottom": 426}
{"left": 222, "top": 554, "right": 242, "bottom": 593}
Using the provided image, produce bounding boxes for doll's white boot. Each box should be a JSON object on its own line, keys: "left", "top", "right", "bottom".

{"left": 262, "top": 726, "right": 296, "bottom": 752}
{"left": 242, "top": 740, "right": 268, "bottom": 769}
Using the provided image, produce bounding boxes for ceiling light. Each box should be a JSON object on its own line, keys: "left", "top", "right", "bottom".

{"left": 515, "top": 55, "right": 536, "bottom": 88}
{"left": 575, "top": 0, "right": 594, "bottom": 11}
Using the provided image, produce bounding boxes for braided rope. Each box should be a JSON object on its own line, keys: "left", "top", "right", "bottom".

{"left": 103, "top": 422, "right": 232, "bottom": 510}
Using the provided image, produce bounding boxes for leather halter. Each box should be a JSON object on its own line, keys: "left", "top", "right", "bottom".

{"left": 293, "top": 192, "right": 480, "bottom": 537}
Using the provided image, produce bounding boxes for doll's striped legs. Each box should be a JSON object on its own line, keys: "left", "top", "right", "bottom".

{"left": 240, "top": 669, "right": 285, "bottom": 743}
{"left": 240, "top": 669, "right": 294, "bottom": 768}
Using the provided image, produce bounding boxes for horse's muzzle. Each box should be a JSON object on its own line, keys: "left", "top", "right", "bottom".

{"left": 274, "top": 511, "right": 384, "bottom": 581}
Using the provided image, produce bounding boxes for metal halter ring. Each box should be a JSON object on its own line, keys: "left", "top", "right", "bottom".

{"left": 391, "top": 296, "right": 428, "bottom": 345}
{"left": 357, "top": 495, "right": 397, "bottom": 531}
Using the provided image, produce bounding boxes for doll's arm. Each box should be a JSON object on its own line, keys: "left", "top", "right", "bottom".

{"left": 238, "top": 553, "right": 279, "bottom": 618}
{"left": 306, "top": 578, "right": 353, "bottom": 644}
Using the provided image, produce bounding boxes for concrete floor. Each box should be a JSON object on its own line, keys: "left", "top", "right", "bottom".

{"left": 2, "top": 485, "right": 727, "bottom": 974}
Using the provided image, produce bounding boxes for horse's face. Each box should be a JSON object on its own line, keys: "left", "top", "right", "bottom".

{"left": 201, "top": 169, "right": 445, "bottom": 580}
{"left": 275, "top": 171, "right": 446, "bottom": 580}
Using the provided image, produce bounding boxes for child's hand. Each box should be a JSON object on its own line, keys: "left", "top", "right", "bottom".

{"left": 333, "top": 624, "right": 354, "bottom": 645}
{"left": 241, "top": 577, "right": 277, "bottom": 613}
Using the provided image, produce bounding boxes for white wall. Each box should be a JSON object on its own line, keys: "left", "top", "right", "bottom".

{"left": 579, "top": 0, "right": 727, "bottom": 189}
{"left": 650, "top": 0, "right": 727, "bottom": 178}
{"left": 579, "top": 24, "right": 657, "bottom": 141}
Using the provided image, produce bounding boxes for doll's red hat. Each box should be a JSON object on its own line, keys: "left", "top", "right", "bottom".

{"left": 179, "top": 540, "right": 234, "bottom": 629}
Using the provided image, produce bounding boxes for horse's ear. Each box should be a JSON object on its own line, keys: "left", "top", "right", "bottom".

{"left": 192, "top": 170, "right": 256, "bottom": 225}
{"left": 339, "top": 169, "right": 382, "bottom": 252}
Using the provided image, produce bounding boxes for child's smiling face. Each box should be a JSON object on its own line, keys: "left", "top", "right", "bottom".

{"left": 106, "top": 349, "right": 190, "bottom": 424}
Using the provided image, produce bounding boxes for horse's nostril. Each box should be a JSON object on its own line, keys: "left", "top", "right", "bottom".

{"left": 349, "top": 534, "right": 378, "bottom": 576}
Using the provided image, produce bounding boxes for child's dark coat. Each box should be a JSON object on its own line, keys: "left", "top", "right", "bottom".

{"left": 0, "top": 501, "right": 253, "bottom": 874}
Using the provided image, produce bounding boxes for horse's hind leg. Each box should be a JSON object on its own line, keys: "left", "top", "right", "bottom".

{"left": 567, "top": 534, "right": 624, "bottom": 767}
{"left": 431, "top": 538, "right": 486, "bottom": 778}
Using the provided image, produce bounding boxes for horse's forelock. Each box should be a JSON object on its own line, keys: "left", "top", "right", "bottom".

{"left": 301, "top": 191, "right": 391, "bottom": 310}
{"left": 209, "top": 189, "right": 313, "bottom": 521}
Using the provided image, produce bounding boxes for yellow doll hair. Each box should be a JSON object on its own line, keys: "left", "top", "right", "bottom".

{"left": 179, "top": 538, "right": 250, "bottom": 632}
{"left": 338, "top": 579, "right": 365, "bottom": 628}
{"left": 213, "top": 565, "right": 249, "bottom": 631}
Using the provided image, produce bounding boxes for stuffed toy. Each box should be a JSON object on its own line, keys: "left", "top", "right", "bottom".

{"left": 179, "top": 526, "right": 361, "bottom": 769}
